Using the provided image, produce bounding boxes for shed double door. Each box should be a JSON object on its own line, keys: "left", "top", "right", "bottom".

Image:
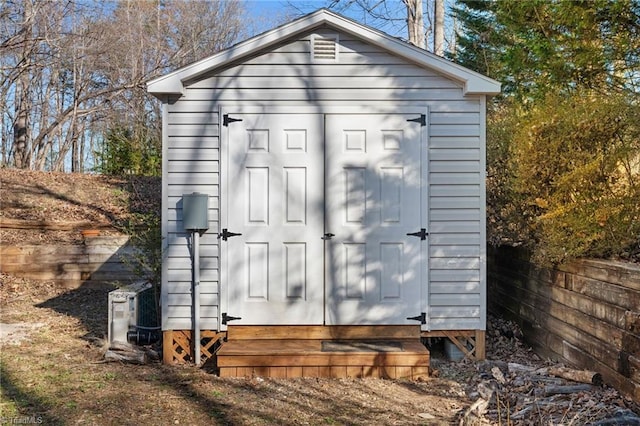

{"left": 223, "top": 112, "right": 423, "bottom": 326}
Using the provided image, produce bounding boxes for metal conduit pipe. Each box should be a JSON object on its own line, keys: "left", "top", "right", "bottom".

{"left": 182, "top": 192, "right": 209, "bottom": 367}
{"left": 193, "top": 230, "right": 201, "bottom": 366}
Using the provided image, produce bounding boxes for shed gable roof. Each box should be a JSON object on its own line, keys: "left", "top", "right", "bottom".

{"left": 147, "top": 9, "right": 500, "bottom": 97}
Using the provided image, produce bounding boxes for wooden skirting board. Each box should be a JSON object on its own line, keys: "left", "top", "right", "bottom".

{"left": 219, "top": 364, "right": 430, "bottom": 380}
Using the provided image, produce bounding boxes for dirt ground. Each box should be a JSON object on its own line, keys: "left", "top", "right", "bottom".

{"left": 0, "top": 273, "right": 471, "bottom": 425}
{"left": 1, "top": 169, "right": 639, "bottom": 425}
{"left": 2, "top": 273, "right": 639, "bottom": 426}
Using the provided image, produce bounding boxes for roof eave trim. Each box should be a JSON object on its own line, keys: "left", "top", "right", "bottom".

{"left": 464, "top": 81, "right": 502, "bottom": 96}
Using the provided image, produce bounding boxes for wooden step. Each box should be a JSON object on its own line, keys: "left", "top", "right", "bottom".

{"left": 226, "top": 325, "right": 422, "bottom": 341}
{"left": 216, "top": 338, "right": 429, "bottom": 379}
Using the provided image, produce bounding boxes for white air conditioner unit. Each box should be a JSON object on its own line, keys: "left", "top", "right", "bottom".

{"left": 108, "top": 282, "right": 153, "bottom": 344}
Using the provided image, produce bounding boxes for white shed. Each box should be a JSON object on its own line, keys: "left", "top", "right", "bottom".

{"left": 148, "top": 9, "right": 500, "bottom": 374}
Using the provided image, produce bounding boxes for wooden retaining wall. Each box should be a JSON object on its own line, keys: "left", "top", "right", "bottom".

{"left": 0, "top": 236, "right": 134, "bottom": 288}
{"left": 488, "top": 246, "right": 640, "bottom": 402}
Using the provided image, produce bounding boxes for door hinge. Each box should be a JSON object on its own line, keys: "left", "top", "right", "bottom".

{"left": 218, "top": 228, "right": 242, "bottom": 241}
{"left": 407, "top": 114, "right": 426, "bottom": 126}
{"left": 407, "top": 228, "right": 428, "bottom": 240}
{"left": 407, "top": 312, "right": 426, "bottom": 324}
{"left": 222, "top": 313, "right": 242, "bottom": 325}
{"left": 223, "top": 114, "right": 243, "bottom": 127}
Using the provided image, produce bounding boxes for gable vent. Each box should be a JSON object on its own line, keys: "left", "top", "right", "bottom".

{"left": 312, "top": 34, "right": 339, "bottom": 61}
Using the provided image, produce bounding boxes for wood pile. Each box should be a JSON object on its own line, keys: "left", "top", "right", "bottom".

{"left": 103, "top": 342, "right": 160, "bottom": 364}
{"left": 452, "top": 316, "right": 640, "bottom": 425}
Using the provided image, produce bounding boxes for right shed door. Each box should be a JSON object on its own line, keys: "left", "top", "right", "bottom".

{"left": 324, "top": 114, "right": 425, "bottom": 325}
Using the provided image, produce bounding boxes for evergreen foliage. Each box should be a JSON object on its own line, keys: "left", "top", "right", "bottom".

{"left": 95, "top": 126, "right": 161, "bottom": 176}
{"left": 453, "top": 0, "right": 640, "bottom": 99}
{"left": 455, "top": 0, "right": 640, "bottom": 263}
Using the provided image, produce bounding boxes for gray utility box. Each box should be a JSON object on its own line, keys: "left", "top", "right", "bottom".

{"left": 182, "top": 192, "right": 209, "bottom": 231}
{"left": 108, "top": 282, "right": 153, "bottom": 344}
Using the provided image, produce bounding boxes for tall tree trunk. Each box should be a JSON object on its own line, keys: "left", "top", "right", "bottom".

{"left": 13, "top": 0, "right": 33, "bottom": 169}
{"left": 79, "top": 127, "right": 85, "bottom": 172}
{"left": 449, "top": 12, "right": 457, "bottom": 58}
{"left": 434, "top": 0, "right": 445, "bottom": 56}
{"left": 404, "top": 0, "right": 426, "bottom": 49}
{"left": 14, "top": 68, "right": 30, "bottom": 168}
{"left": 33, "top": 72, "right": 54, "bottom": 171}
{"left": 0, "top": 84, "right": 8, "bottom": 166}
{"left": 71, "top": 133, "right": 79, "bottom": 172}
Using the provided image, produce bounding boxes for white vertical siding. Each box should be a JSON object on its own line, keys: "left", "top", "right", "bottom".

{"left": 162, "top": 26, "right": 485, "bottom": 331}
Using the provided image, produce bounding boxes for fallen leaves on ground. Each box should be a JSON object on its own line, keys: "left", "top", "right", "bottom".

{"left": 0, "top": 169, "right": 160, "bottom": 245}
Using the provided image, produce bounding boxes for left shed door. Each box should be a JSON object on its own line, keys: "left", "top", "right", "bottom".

{"left": 222, "top": 113, "right": 325, "bottom": 325}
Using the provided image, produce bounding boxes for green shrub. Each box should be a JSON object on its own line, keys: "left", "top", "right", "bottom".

{"left": 95, "top": 126, "right": 161, "bottom": 176}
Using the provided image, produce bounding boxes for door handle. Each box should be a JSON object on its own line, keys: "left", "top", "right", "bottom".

{"left": 321, "top": 233, "right": 335, "bottom": 240}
